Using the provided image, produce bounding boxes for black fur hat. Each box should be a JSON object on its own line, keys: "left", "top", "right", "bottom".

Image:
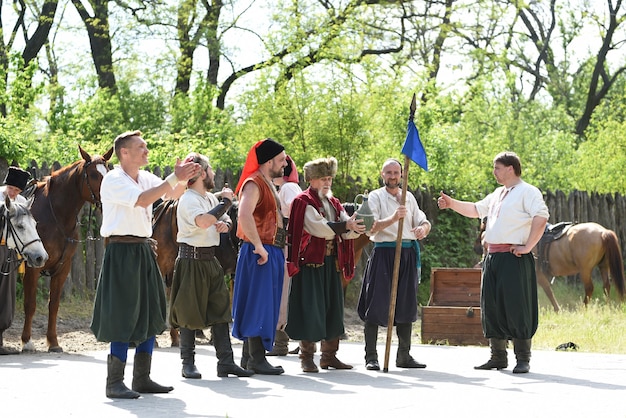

{"left": 4, "top": 167, "right": 30, "bottom": 191}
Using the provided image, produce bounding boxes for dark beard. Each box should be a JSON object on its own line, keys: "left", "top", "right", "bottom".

{"left": 270, "top": 167, "right": 285, "bottom": 179}
{"left": 385, "top": 181, "right": 401, "bottom": 189}
{"left": 203, "top": 176, "right": 215, "bottom": 191}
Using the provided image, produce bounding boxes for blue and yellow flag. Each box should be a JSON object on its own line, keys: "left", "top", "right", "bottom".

{"left": 401, "top": 119, "right": 428, "bottom": 171}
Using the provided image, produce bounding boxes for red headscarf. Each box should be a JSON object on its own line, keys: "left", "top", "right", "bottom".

{"left": 283, "top": 155, "right": 299, "bottom": 183}
{"left": 235, "top": 139, "right": 285, "bottom": 194}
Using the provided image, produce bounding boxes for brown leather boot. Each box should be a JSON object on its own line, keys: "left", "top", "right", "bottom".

{"left": 320, "top": 338, "right": 353, "bottom": 370}
{"left": 267, "top": 329, "right": 290, "bottom": 356}
{"left": 299, "top": 340, "right": 319, "bottom": 373}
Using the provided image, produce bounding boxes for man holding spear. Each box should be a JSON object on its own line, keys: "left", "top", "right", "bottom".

{"left": 357, "top": 94, "right": 431, "bottom": 371}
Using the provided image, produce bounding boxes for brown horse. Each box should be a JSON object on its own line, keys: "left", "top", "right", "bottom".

{"left": 476, "top": 220, "right": 625, "bottom": 312}
{"left": 536, "top": 222, "right": 625, "bottom": 312}
{"left": 152, "top": 198, "right": 239, "bottom": 347}
{"left": 21, "top": 146, "right": 113, "bottom": 352}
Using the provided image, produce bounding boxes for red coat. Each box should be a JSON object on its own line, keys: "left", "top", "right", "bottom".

{"left": 287, "top": 187, "right": 355, "bottom": 280}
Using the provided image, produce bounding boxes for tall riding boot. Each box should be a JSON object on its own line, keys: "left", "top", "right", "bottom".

{"left": 298, "top": 340, "right": 319, "bottom": 373}
{"left": 131, "top": 352, "right": 174, "bottom": 393}
{"left": 266, "top": 329, "right": 290, "bottom": 356}
{"left": 106, "top": 355, "right": 140, "bottom": 399}
{"left": 247, "top": 336, "right": 284, "bottom": 375}
{"left": 213, "top": 323, "right": 254, "bottom": 377}
{"left": 396, "top": 323, "right": 426, "bottom": 368}
{"left": 241, "top": 339, "right": 249, "bottom": 369}
{"left": 364, "top": 322, "right": 380, "bottom": 371}
{"left": 475, "top": 338, "right": 508, "bottom": 370}
{"left": 180, "top": 327, "right": 201, "bottom": 379}
{"left": 320, "top": 338, "right": 353, "bottom": 370}
{"left": 513, "top": 338, "right": 532, "bottom": 374}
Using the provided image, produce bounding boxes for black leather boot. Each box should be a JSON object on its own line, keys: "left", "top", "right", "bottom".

{"left": 106, "top": 355, "right": 140, "bottom": 399}
{"left": 131, "top": 352, "right": 174, "bottom": 393}
{"left": 180, "top": 327, "right": 201, "bottom": 379}
{"left": 364, "top": 322, "right": 379, "bottom": 371}
{"left": 213, "top": 323, "right": 254, "bottom": 377}
{"left": 513, "top": 338, "right": 532, "bottom": 373}
{"left": 396, "top": 323, "right": 426, "bottom": 368}
{"left": 240, "top": 339, "right": 249, "bottom": 369}
{"left": 475, "top": 338, "right": 508, "bottom": 370}
{"left": 247, "top": 336, "right": 284, "bottom": 375}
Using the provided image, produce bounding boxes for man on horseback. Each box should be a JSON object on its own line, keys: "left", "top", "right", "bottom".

{"left": 169, "top": 152, "right": 253, "bottom": 379}
{"left": 438, "top": 151, "right": 549, "bottom": 374}
{"left": 90, "top": 130, "right": 200, "bottom": 399}
{"left": 0, "top": 167, "right": 31, "bottom": 355}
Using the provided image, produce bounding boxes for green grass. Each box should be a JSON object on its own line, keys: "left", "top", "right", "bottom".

{"left": 534, "top": 280, "right": 626, "bottom": 354}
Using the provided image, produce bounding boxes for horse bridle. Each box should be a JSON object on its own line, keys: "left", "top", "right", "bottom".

{"left": 82, "top": 159, "right": 108, "bottom": 209}
{"left": 0, "top": 205, "right": 43, "bottom": 275}
{"left": 47, "top": 159, "right": 109, "bottom": 246}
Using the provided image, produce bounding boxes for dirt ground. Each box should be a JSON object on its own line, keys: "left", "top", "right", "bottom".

{"left": 2, "top": 306, "right": 369, "bottom": 354}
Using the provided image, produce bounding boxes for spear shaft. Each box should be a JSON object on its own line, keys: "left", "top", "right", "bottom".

{"left": 383, "top": 94, "right": 416, "bottom": 372}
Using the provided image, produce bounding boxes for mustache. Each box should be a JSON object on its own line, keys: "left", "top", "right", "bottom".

{"left": 384, "top": 180, "right": 401, "bottom": 188}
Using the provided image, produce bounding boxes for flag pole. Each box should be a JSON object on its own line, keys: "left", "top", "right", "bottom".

{"left": 383, "top": 94, "right": 416, "bottom": 372}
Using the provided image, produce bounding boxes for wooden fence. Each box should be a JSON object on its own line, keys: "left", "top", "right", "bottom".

{"left": 3, "top": 158, "right": 625, "bottom": 298}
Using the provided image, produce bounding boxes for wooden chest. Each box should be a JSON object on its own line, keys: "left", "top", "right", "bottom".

{"left": 420, "top": 267, "right": 488, "bottom": 346}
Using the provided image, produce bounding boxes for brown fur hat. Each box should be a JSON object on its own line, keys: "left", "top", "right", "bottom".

{"left": 303, "top": 157, "right": 338, "bottom": 182}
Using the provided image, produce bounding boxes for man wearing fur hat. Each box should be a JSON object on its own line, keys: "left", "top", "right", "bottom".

{"left": 232, "top": 138, "right": 288, "bottom": 375}
{"left": 0, "top": 167, "right": 31, "bottom": 354}
{"left": 286, "top": 157, "right": 365, "bottom": 373}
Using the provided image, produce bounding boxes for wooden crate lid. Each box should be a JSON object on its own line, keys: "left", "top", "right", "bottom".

{"left": 428, "top": 268, "right": 482, "bottom": 306}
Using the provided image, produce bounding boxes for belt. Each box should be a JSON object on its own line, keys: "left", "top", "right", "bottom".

{"left": 178, "top": 243, "right": 216, "bottom": 260}
{"left": 105, "top": 235, "right": 157, "bottom": 256}
{"left": 325, "top": 240, "right": 335, "bottom": 256}
{"left": 488, "top": 243, "right": 515, "bottom": 253}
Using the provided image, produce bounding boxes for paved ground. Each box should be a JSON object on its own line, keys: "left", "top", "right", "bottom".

{"left": 2, "top": 341, "right": 625, "bottom": 418}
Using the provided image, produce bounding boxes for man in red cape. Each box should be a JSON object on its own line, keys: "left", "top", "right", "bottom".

{"left": 285, "top": 156, "right": 365, "bottom": 372}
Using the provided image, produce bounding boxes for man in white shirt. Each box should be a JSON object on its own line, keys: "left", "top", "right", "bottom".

{"left": 357, "top": 158, "right": 431, "bottom": 371}
{"left": 0, "top": 167, "right": 30, "bottom": 355}
{"left": 438, "top": 151, "right": 549, "bottom": 374}
{"left": 169, "top": 152, "right": 253, "bottom": 380}
{"left": 90, "top": 130, "right": 200, "bottom": 398}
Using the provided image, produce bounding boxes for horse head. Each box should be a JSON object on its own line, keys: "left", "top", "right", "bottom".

{"left": 78, "top": 145, "right": 114, "bottom": 207}
{"left": 1, "top": 196, "right": 48, "bottom": 268}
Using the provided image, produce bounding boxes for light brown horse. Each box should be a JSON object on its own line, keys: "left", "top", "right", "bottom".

{"left": 21, "top": 146, "right": 113, "bottom": 352}
{"left": 536, "top": 222, "right": 625, "bottom": 312}
{"left": 476, "top": 220, "right": 625, "bottom": 312}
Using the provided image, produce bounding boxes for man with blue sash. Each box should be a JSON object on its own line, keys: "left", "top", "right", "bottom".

{"left": 357, "top": 158, "right": 431, "bottom": 371}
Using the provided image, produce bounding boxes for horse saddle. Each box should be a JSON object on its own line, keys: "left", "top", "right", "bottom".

{"left": 537, "top": 222, "right": 573, "bottom": 277}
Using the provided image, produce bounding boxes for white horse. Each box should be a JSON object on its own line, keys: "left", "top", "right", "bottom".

{"left": 1, "top": 196, "right": 48, "bottom": 269}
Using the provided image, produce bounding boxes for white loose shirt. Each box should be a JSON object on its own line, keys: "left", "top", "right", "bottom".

{"left": 367, "top": 187, "right": 428, "bottom": 243}
{"left": 176, "top": 188, "right": 227, "bottom": 247}
{"left": 99, "top": 166, "right": 163, "bottom": 238}
{"left": 278, "top": 182, "right": 302, "bottom": 218}
{"left": 475, "top": 180, "right": 549, "bottom": 245}
{"left": 0, "top": 187, "right": 27, "bottom": 205}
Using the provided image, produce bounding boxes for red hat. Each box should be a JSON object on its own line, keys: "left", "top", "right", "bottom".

{"left": 283, "top": 155, "right": 299, "bottom": 183}
{"left": 235, "top": 138, "right": 284, "bottom": 193}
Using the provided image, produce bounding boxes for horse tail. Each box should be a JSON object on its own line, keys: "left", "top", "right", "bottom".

{"left": 602, "top": 230, "right": 625, "bottom": 298}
